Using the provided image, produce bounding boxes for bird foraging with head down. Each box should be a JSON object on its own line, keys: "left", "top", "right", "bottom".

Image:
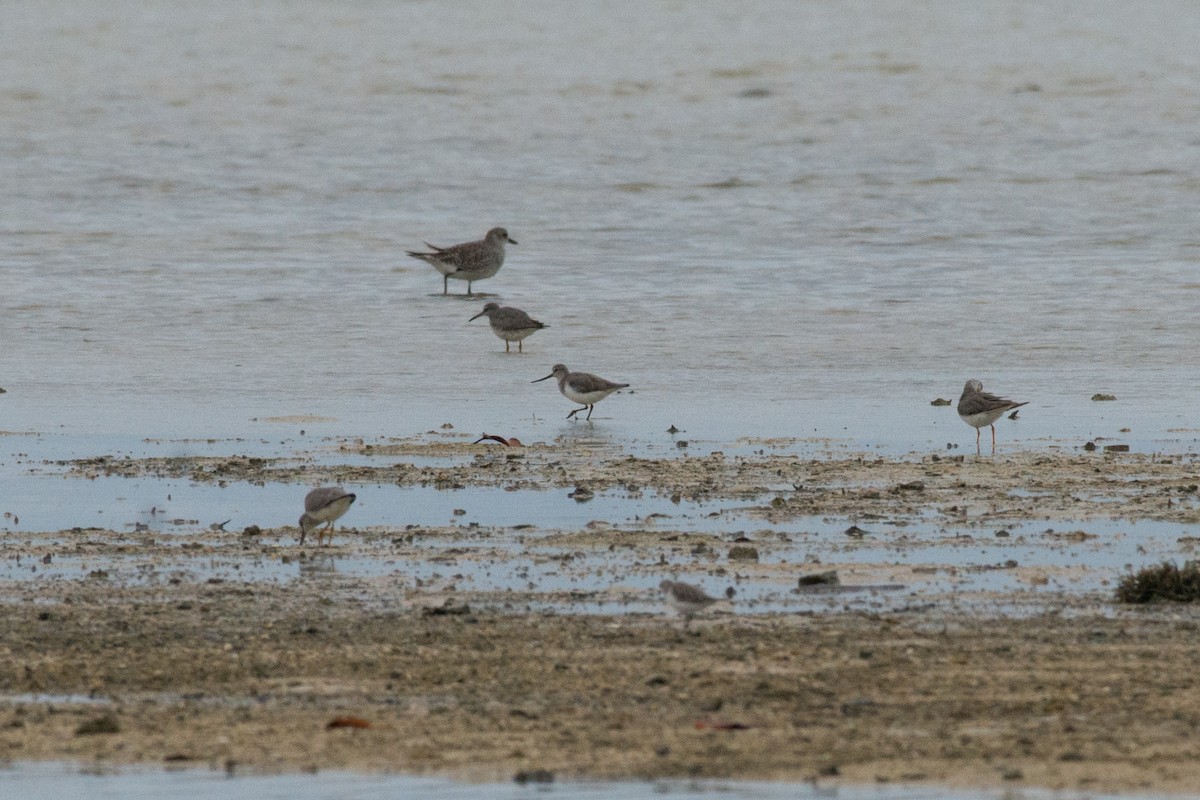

{"left": 299, "top": 486, "right": 356, "bottom": 546}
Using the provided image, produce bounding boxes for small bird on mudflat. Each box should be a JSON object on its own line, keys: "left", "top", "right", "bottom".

{"left": 298, "top": 487, "right": 357, "bottom": 546}
{"left": 532, "top": 363, "right": 629, "bottom": 421}
{"left": 957, "top": 379, "right": 1028, "bottom": 453}
{"left": 469, "top": 302, "right": 546, "bottom": 353}
{"left": 659, "top": 579, "right": 722, "bottom": 621}
{"left": 406, "top": 227, "right": 516, "bottom": 295}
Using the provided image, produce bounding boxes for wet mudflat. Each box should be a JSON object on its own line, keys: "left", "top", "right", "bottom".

{"left": 3, "top": 438, "right": 1200, "bottom": 794}
{"left": 2, "top": 583, "right": 1200, "bottom": 793}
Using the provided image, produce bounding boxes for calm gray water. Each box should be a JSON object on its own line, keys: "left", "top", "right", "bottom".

{"left": 2, "top": 1, "right": 1198, "bottom": 451}
{"left": 0, "top": 763, "right": 1183, "bottom": 800}
{"left": 1, "top": 7, "right": 1198, "bottom": 794}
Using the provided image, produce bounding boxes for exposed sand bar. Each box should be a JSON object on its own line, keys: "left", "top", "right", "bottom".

{"left": 2, "top": 443, "right": 1200, "bottom": 793}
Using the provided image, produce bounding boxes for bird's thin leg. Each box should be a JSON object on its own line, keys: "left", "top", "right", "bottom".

{"left": 975, "top": 428, "right": 981, "bottom": 454}
{"left": 585, "top": 405, "right": 594, "bottom": 421}
{"left": 991, "top": 424, "right": 997, "bottom": 451}
{"left": 467, "top": 280, "right": 473, "bottom": 295}
{"left": 518, "top": 340, "right": 523, "bottom": 353}
{"left": 443, "top": 274, "right": 448, "bottom": 295}
{"left": 567, "top": 406, "right": 587, "bottom": 420}
{"left": 505, "top": 341, "right": 510, "bottom": 353}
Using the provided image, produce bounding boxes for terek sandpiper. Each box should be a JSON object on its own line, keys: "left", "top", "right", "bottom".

{"left": 469, "top": 302, "right": 546, "bottom": 353}
{"left": 299, "top": 486, "right": 356, "bottom": 546}
{"left": 957, "top": 379, "right": 1028, "bottom": 452}
{"left": 533, "top": 363, "right": 628, "bottom": 420}
{"left": 406, "top": 227, "right": 515, "bottom": 295}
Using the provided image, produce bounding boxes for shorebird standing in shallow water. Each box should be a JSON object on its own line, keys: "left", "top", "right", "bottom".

{"left": 957, "top": 379, "right": 1028, "bottom": 453}
{"left": 533, "top": 363, "right": 629, "bottom": 420}
{"left": 406, "top": 227, "right": 516, "bottom": 295}
{"left": 469, "top": 302, "right": 546, "bottom": 353}
{"left": 298, "top": 486, "right": 356, "bottom": 546}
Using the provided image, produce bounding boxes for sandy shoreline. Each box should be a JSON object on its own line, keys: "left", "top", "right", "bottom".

{"left": 4, "top": 441, "right": 1200, "bottom": 792}
{"left": 5, "top": 591, "right": 1200, "bottom": 792}
{"left": 63, "top": 435, "right": 1200, "bottom": 523}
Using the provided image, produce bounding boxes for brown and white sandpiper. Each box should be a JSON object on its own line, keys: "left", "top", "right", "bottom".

{"left": 298, "top": 486, "right": 357, "bottom": 546}
{"left": 469, "top": 302, "right": 546, "bottom": 353}
{"left": 957, "top": 379, "right": 1028, "bottom": 453}
{"left": 532, "top": 363, "right": 629, "bottom": 421}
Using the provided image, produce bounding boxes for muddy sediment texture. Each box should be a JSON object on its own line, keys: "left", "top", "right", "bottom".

{"left": 64, "top": 443, "right": 1200, "bottom": 523}
{"left": 3, "top": 587, "right": 1200, "bottom": 792}
{"left": 5, "top": 443, "right": 1200, "bottom": 791}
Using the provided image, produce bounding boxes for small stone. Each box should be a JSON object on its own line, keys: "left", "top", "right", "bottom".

{"left": 930, "top": 398, "right": 951, "bottom": 406}
{"left": 513, "top": 769, "right": 555, "bottom": 785}
{"left": 568, "top": 486, "right": 594, "bottom": 502}
{"left": 75, "top": 714, "right": 120, "bottom": 736}
{"left": 841, "top": 697, "right": 877, "bottom": 716}
{"left": 798, "top": 570, "right": 840, "bottom": 587}
{"left": 422, "top": 602, "right": 471, "bottom": 617}
{"left": 1091, "top": 393, "right": 1117, "bottom": 401}
{"left": 728, "top": 545, "right": 759, "bottom": 562}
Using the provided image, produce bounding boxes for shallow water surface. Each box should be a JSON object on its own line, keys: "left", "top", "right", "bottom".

{"left": 2, "top": 1, "right": 1199, "bottom": 451}
{"left": 3, "top": 6, "right": 1200, "bottom": 792}
{"left": 0, "top": 763, "right": 1180, "bottom": 800}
